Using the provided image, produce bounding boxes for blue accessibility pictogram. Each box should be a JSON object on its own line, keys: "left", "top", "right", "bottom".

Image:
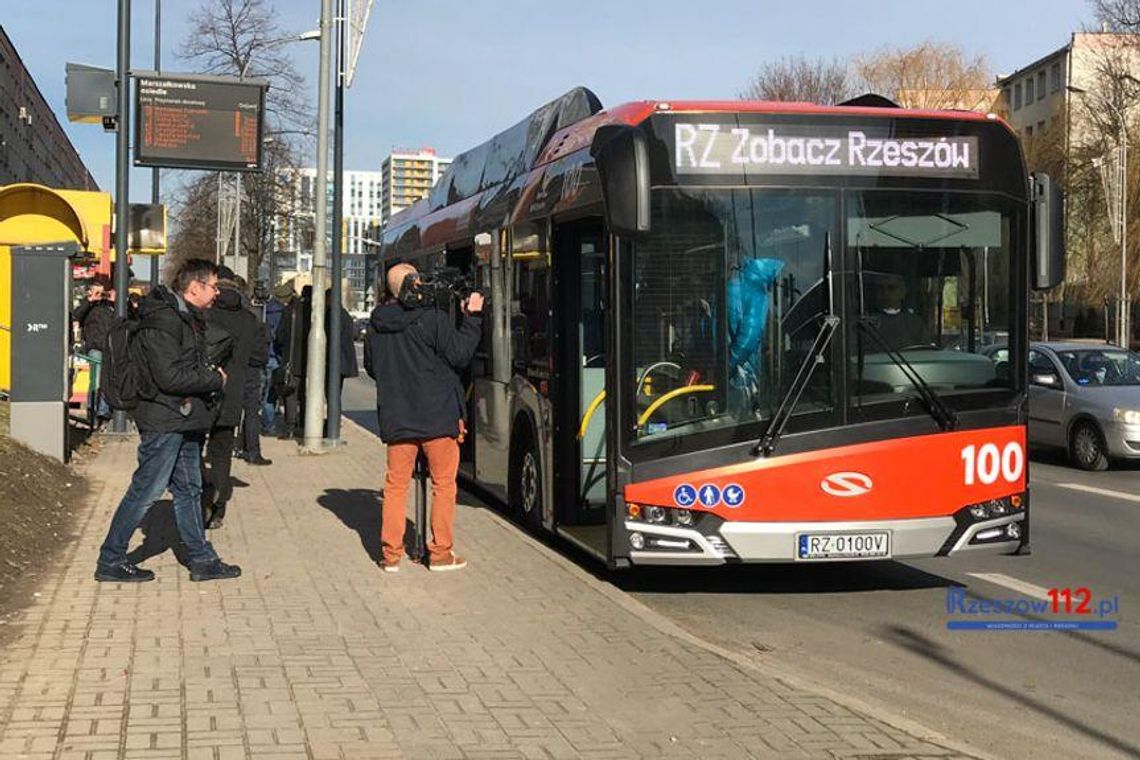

{"left": 673, "top": 483, "right": 697, "bottom": 508}
{"left": 722, "top": 483, "right": 746, "bottom": 508}
{"left": 698, "top": 483, "right": 722, "bottom": 508}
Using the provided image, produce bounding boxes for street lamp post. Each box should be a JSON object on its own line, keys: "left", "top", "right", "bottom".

{"left": 326, "top": 0, "right": 347, "bottom": 442}
{"left": 303, "top": 0, "right": 334, "bottom": 452}
{"left": 229, "top": 31, "right": 320, "bottom": 283}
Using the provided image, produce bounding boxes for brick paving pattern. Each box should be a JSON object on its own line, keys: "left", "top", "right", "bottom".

{"left": 0, "top": 421, "right": 984, "bottom": 759}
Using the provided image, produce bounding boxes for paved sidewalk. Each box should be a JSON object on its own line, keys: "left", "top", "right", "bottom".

{"left": 0, "top": 421, "right": 985, "bottom": 760}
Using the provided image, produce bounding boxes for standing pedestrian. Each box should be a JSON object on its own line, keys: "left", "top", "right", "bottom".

{"left": 367, "top": 263, "right": 482, "bottom": 573}
{"left": 73, "top": 277, "right": 117, "bottom": 421}
{"left": 94, "top": 258, "right": 241, "bottom": 583}
{"left": 262, "top": 281, "right": 293, "bottom": 434}
{"left": 202, "top": 268, "right": 262, "bottom": 528}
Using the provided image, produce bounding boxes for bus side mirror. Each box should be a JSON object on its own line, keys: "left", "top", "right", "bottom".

{"left": 591, "top": 125, "right": 650, "bottom": 237}
{"left": 1032, "top": 173, "right": 1065, "bottom": 290}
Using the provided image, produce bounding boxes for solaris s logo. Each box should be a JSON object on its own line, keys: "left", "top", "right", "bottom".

{"left": 820, "top": 472, "right": 874, "bottom": 497}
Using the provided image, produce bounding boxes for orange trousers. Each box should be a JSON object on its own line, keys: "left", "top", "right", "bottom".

{"left": 381, "top": 437, "right": 460, "bottom": 564}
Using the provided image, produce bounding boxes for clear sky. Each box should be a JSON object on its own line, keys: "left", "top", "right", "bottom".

{"left": 5, "top": 0, "right": 1092, "bottom": 199}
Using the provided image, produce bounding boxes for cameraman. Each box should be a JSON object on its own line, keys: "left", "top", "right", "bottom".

{"left": 367, "top": 262, "right": 482, "bottom": 573}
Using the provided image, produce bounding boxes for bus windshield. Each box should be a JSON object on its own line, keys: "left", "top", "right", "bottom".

{"left": 629, "top": 188, "right": 839, "bottom": 447}
{"left": 627, "top": 187, "right": 1019, "bottom": 450}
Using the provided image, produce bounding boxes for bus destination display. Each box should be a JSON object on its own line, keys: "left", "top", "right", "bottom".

{"left": 135, "top": 75, "right": 266, "bottom": 171}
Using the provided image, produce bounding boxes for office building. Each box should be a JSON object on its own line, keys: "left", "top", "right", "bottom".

{"left": 380, "top": 147, "right": 451, "bottom": 225}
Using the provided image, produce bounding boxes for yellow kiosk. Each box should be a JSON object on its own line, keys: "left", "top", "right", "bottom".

{"left": 0, "top": 183, "right": 112, "bottom": 393}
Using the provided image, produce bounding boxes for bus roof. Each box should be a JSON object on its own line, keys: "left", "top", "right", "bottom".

{"left": 384, "top": 88, "right": 1010, "bottom": 241}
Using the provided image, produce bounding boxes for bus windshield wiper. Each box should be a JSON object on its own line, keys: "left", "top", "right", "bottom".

{"left": 856, "top": 318, "right": 958, "bottom": 431}
{"left": 753, "top": 315, "right": 839, "bottom": 457}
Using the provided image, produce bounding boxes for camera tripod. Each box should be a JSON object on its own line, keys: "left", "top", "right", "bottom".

{"left": 406, "top": 452, "right": 430, "bottom": 563}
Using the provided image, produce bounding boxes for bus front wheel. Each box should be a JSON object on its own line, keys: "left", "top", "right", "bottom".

{"left": 510, "top": 426, "right": 544, "bottom": 533}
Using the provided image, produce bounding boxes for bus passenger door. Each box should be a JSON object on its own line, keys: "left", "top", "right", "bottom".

{"left": 472, "top": 231, "right": 512, "bottom": 498}
{"left": 553, "top": 218, "right": 608, "bottom": 535}
{"left": 446, "top": 246, "right": 477, "bottom": 476}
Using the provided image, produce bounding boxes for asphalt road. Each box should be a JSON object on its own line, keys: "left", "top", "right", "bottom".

{"left": 342, "top": 365, "right": 1138, "bottom": 760}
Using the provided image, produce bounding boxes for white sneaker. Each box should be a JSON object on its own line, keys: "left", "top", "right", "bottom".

{"left": 428, "top": 553, "right": 467, "bottom": 572}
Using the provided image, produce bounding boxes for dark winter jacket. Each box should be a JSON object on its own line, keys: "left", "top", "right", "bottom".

{"left": 264, "top": 297, "right": 289, "bottom": 361}
{"left": 274, "top": 290, "right": 358, "bottom": 381}
{"left": 130, "top": 286, "right": 225, "bottom": 433}
{"left": 367, "top": 302, "right": 481, "bottom": 443}
{"left": 74, "top": 298, "right": 116, "bottom": 353}
{"left": 204, "top": 286, "right": 261, "bottom": 427}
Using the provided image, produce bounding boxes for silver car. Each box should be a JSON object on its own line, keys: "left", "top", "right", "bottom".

{"left": 1027, "top": 342, "right": 1140, "bottom": 470}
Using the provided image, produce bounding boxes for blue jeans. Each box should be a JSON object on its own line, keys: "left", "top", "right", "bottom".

{"left": 262, "top": 357, "right": 279, "bottom": 429}
{"left": 86, "top": 349, "right": 111, "bottom": 420}
{"left": 97, "top": 431, "right": 220, "bottom": 569}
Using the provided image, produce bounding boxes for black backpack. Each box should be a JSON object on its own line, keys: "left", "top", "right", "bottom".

{"left": 101, "top": 318, "right": 146, "bottom": 410}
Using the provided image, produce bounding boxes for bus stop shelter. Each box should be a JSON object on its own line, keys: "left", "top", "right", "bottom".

{"left": 0, "top": 183, "right": 112, "bottom": 459}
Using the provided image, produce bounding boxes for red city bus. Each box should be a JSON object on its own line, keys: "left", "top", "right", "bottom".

{"left": 379, "top": 88, "right": 1064, "bottom": 568}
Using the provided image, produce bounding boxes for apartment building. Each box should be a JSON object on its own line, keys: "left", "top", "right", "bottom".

{"left": 272, "top": 168, "right": 385, "bottom": 309}
{"left": 380, "top": 148, "right": 451, "bottom": 225}
{"left": 0, "top": 25, "right": 96, "bottom": 189}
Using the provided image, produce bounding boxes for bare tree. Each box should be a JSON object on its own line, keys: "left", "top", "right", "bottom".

{"left": 740, "top": 55, "right": 854, "bottom": 105}
{"left": 1090, "top": 0, "right": 1140, "bottom": 30}
{"left": 853, "top": 41, "right": 993, "bottom": 110}
{"left": 180, "top": 0, "right": 313, "bottom": 137}
{"left": 165, "top": 0, "right": 314, "bottom": 285}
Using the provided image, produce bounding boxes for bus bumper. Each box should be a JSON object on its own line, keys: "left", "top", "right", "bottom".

{"left": 624, "top": 513, "right": 1024, "bottom": 565}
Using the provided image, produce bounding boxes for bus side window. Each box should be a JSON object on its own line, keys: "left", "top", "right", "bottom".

{"left": 511, "top": 221, "right": 550, "bottom": 375}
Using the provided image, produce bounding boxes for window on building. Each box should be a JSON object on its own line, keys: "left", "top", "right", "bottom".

{"left": 1025, "top": 77, "right": 1035, "bottom": 103}
{"left": 1037, "top": 71, "right": 1046, "bottom": 100}
{"left": 1026, "top": 125, "right": 1034, "bottom": 138}
{"left": 1002, "top": 87, "right": 1011, "bottom": 108}
{"left": 1014, "top": 83, "right": 1023, "bottom": 110}
{"left": 1051, "top": 63, "right": 1062, "bottom": 93}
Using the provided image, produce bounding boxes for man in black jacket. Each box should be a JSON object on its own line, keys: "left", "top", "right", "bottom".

{"left": 94, "top": 259, "right": 241, "bottom": 583}
{"left": 202, "top": 270, "right": 264, "bottom": 528}
{"left": 368, "top": 263, "right": 482, "bottom": 573}
{"left": 74, "top": 278, "right": 117, "bottom": 420}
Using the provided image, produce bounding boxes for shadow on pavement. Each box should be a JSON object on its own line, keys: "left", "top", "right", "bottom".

{"left": 611, "top": 560, "right": 959, "bottom": 595}
{"left": 882, "top": 624, "right": 1140, "bottom": 758}
{"left": 318, "top": 488, "right": 383, "bottom": 564}
{"left": 955, "top": 587, "right": 1140, "bottom": 667}
{"left": 126, "top": 500, "right": 192, "bottom": 568}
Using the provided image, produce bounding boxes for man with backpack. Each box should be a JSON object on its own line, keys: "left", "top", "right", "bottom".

{"left": 94, "top": 258, "right": 242, "bottom": 583}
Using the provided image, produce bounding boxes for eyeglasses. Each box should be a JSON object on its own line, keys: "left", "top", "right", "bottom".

{"left": 195, "top": 279, "right": 220, "bottom": 292}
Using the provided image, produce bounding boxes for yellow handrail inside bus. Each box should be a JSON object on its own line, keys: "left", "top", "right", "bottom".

{"left": 637, "top": 385, "right": 715, "bottom": 427}
{"left": 578, "top": 389, "right": 606, "bottom": 440}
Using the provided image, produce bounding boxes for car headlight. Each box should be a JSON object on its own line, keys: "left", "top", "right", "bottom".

{"left": 1113, "top": 408, "right": 1140, "bottom": 424}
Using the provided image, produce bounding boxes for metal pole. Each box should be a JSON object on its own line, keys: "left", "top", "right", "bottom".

{"left": 111, "top": 0, "right": 132, "bottom": 433}
{"left": 303, "top": 0, "right": 333, "bottom": 451}
{"left": 326, "top": 0, "right": 346, "bottom": 441}
{"left": 215, "top": 172, "right": 223, "bottom": 263}
{"left": 1121, "top": 128, "right": 1129, "bottom": 347}
{"left": 235, "top": 174, "right": 244, "bottom": 280}
{"left": 150, "top": 0, "right": 161, "bottom": 289}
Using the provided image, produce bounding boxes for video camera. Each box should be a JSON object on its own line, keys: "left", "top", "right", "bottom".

{"left": 397, "top": 266, "right": 480, "bottom": 311}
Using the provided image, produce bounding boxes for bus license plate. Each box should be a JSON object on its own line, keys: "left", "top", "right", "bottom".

{"left": 796, "top": 532, "right": 890, "bottom": 560}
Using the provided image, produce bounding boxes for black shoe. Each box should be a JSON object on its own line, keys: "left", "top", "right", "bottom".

{"left": 189, "top": 559, "right": 242, "bottom": 582}
{"left": 205, "top": 502, "right": 227, "bottom": 530}
{"left": 94, "top": 561, "right": 155, "bottom": 583}
{"left": 233, "top": 449, "right": 247, "bottom": 461}
{"left": 245, "top": 455, "right": 273, "bottom": 466}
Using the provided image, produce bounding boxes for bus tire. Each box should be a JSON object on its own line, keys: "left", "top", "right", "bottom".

{"left": 510, "top": 423, "right": 544, "bottom": 533}
{"left": 1069, "top": 420, "right": 1109, "bottom": 471}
